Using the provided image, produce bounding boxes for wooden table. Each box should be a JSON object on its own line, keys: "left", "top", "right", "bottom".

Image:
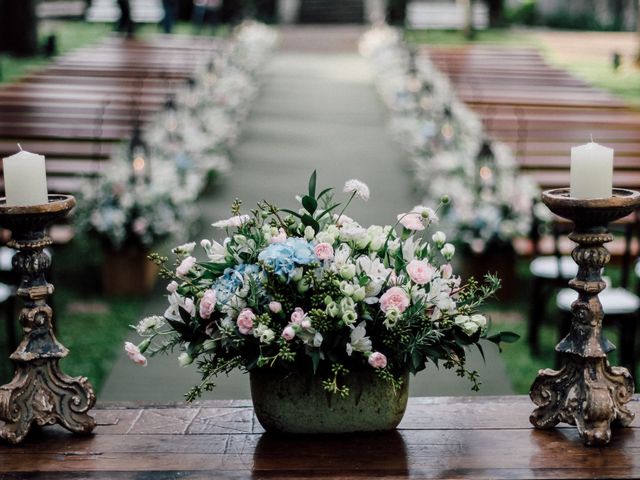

{"left": 1, "top": 395, "right": 640, "bottom": 479}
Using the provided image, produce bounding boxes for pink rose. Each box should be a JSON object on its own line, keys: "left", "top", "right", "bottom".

{"left": 290, "top": 307, "right": 306, "bottom": 325}
{"left": 270, "top": 228, "right": 287, "bottom": 243}
{"left": 397, "top": 212, "right": 424, "bottom": 231}
{"left": 314, "top": 242, "right": 334, "bottom": 261}
{"left": 406, "top": 259, "right": 436, "bottom": 285}
{"left": 124, "top": 342, "right": 147, "bottom": 367}
{"left": 269, "top": 301, "right": 282, "bottom": 313}
{"left": 237, "top": 308, "right": 255, "bottom": 335}
{"left": 441, "top": 264, "right": 453, "bottom": 280}
{"left": 199, "top": 289, "right": 217, "bottom": 319}
{"left": 368, "top": 351, "right": 387, "bottom": 369}
{"left": 167, "top": 281, "right": 179, "bottom": 293}
{"left": 301, "top": 319, "right": 311, "bottom": 329}
{"left": 282, "top": 326, "right": 295, "bottom": 341}
{"left": 176, "top": 256, "right": 197, "bottom": 277}
{"left": 379, "top": 286, "right": 410, "bottom": 313}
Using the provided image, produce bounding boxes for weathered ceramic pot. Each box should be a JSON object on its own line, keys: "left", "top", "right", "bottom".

{"left": 250, "top": 369, "right": 409, "bottom": 434}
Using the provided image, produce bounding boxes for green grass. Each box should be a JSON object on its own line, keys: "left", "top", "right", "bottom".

{"left": 404, "top": 28, "right": 540, "bottom": 47}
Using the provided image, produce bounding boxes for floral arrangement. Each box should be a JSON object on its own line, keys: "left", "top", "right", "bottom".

{"left": 77, "top": 22, "right": 277, "bottom": 250}
{"left": 126, "top": 173, "right": 517, "bottom": 401}
{"left": 360, "top": 24, "right": 541, "bottom": 254}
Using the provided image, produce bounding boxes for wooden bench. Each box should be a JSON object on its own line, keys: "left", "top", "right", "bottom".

{"left": 0, "top": 396, "right": 638, "bottom": 478}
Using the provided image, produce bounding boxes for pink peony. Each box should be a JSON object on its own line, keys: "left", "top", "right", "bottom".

{"left": 166, "top": 281, "right": 179, "bottom": 293}
{"left": 314, "top": 242, "right": 334, "bottom": 261}
{"left": 282, "top": 326, "right": 295, "bottom": 341}
{"left": 406, "top": 259, "right": 436, "bottom": 285}
{"left": 237, "top": 308, "right": 255, "bottom": 335}
{"left": 368, "top": 351, "right": 387, "bottom": 369}
{"left": 290, "top": 307, "right": 306, "bottom": 325}
{"left": 199, "top": 289, "right": 217, "bottom": 319}
{"left": 397, "top": 212, "right": 424, "bottom": 231}
{"left": 270, "top": 228, "right": 287, "bottom": 243}
{"left": 124, "top": 342, "right": 147, "bottom": 367}
{"left": 269, "top": 301, "right": 282, "bottom": 313}
{"left": 379, "top": 287, "right": 410, "bottom": 313}
{"left": 176, "top": 256, "right": 197, "bottom": 277}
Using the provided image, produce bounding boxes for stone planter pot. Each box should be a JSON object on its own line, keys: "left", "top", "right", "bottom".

{"left": 102, "top": 246, "right": 158, "bottom": 296}
{"left": 250, "top": 369, "right": 409, "bottom": 434}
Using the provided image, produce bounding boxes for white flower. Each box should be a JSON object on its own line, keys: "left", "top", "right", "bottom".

{"left": 441, "top": 243, "right": 455, "bottom": 261}
{"left": 471, "top": 314, "right": 487, "bottom": 331}
{"left": 173, "top": 242, "right": 196, "bottom": 256}
{"left": 432, "top": 231, "right": 446, "bottom": 248}
{"left": 212, "top": 214, "right": 250, "bottom": 228}
{"left": 203, "top": 239, "right": 228, "bottom": 263}
{"left": 343, "top": 179, "right": 370, "bottom": 201}
{"left": 178, "top": 352, "right": 193, "bottom": 367}
{"left": 164, "top": 292, "right": 196, "bottom": 322}
{"left": 254, "top": 324, "right": 276, "bottom": 344}
{"left": 346, "top": 321, "right": 372, "bottom": 356}
{"left": 135, "top": 315, "right": 165, "bottom": 335}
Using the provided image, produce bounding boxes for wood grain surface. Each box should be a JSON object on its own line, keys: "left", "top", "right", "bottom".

{"left": 1, "top": 396, "right": 639, "bottom": 479}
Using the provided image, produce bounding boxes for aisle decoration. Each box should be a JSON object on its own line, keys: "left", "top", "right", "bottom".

{"left": 127, "top": 172, "right": 517, "bottom": 433}
{"left": 359, "top": 25, "right": 545, "bottom": 258}
{"left": 76, "top": 22, "right": 277, "bottom": 293}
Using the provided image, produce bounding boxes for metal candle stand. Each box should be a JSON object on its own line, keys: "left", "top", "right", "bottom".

{"left": 530, "top": 188, "right": 640, "bottom": 446}
{"left": 0, "top": 195, "right": 95, "bottom": 444}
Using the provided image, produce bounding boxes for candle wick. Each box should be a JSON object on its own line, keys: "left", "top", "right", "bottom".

{"left": 17, "top": 143, "right": 22, "bottom": 151}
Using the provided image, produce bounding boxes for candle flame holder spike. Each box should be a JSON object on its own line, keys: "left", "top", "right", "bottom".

{"left": 0, "top": 195, "right": 95, "bottom": 444}
{"left": 530, "top": 188, "right": 639, "bottom": 446}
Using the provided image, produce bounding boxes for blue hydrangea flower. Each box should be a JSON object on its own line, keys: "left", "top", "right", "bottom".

{"left": 258, "top": 237, "right": 317, "bottom": 281}
{"left": 213, "top": 263, "right": 261, "bottom": 306}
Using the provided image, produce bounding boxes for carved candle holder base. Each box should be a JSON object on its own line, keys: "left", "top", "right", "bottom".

{"left": 0, "top": 195, "right": 95, "bottom": 444}
{"left": 530, "top": 188, "right": 640, "bottom": 446}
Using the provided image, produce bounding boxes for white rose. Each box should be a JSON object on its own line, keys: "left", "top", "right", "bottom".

{"left": 432, "top": 231, "right": 446, "bottom": 248}
{"left": 441, "top": 243, "right": 455, "bottom": 261}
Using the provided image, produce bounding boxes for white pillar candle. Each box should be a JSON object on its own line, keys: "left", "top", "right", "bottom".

{"left": 2, "top": 148, "right": 49, "bottom": 206}
{"left": 570, "top": 141, "right": 613, "bottom": 199}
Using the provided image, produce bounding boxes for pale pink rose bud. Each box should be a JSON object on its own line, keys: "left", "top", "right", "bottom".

{"left": 290, "top": 307, "right": 306, "bottom": 325}
{"left": 301, "top": 319, "right": 311, "bottom": 329}
{"left": 237, "top": 308, "right": 255, "bottom": 335}
{"left": 183, "top": 297, "right": 196, "bottom": 317}
{"left": 167, "top": 281, "right": 179, "bottom": 293}
{"left": 406, "top": 259, "right": 436, "bottom": 285}
{"left": 441, "top": 264, "right": 453, "bottom": 280}
{"left": 176, "top": 256, "right": 197, "bottom": 277}
{"left": 199, "top": 289, "right": 217, "bottom": 319}
{"left": 379, "top": 286, "right": 410, "bottom": 313}
{"left": 368, "top": 351, "right": 387, "bottom": 369}
{"left": 397, "top": 212, "right": 424, "bottom": 231}
{"left": 314, "top": 242, "right": 334, "bottom": 261}
{"left": 269, "top": 301, "right": 282, "bottom": 313}
{"left": 282, "top": 326, "right": 295, "bottom": 341}
{"left": 124, "top": 342, "right": 147, "bottom": 367}
{"left": 270, "top": 228, "right": 287, "bottom": 243}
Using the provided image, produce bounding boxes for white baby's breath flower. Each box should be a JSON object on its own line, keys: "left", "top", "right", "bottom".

{"left": 343, "top": 179, "right": 370, "bottom": 201}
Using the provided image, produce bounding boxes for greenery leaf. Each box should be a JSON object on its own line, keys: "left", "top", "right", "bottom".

{"left": 302, "top": 195, "right": 317, "bottom": 215}
{"left": 317, "top": 187, "right": 333, "bottom": 200}
{"left": 308, "top": 170, "right": 317, "bottom": 198}
{"left": 486, "top": 331, "right": 520, "bottom": 344}
{"left": 280, "top": 208, "right": 302, "bottom": 219}
{"left": 301, "top": 214, "right": 320, "bottom": 233}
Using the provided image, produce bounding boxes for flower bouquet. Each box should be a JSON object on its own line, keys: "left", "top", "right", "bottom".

{"left": 128, "top": 172, "right": 517, "bottom": 433}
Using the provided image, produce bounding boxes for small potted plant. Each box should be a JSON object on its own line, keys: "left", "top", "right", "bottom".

{"left": 127, "top": 172, "right": 517, "bottom": 433}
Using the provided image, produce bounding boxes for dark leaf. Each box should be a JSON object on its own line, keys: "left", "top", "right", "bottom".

{"left": 486, "top": 331, "right": 520, "bottom": 344}
{"left": 308, "top": 170, "right": 317, "bottom": 198}
{"left": 311, "top": 350, "right": 320, "bottom": 374}
{"left": 476, "top": 342, "right": 486, "bottom": 363}
{"left": 316, "top": 203, "right": 342, "bottom": 221}
{"left": 280, "top": 208, "right": 302, "bottom": 219}
{"left": 302, "top": 195, "right": 317, "bottom": 215}
{"left": 301, "top": 214, "right": 320, "bottom": 233}
{"left": 317, "top": 187, "right": 333, "bottom": 200}
{"left": 167, "top": 318, "right": 194, "bottom": 340}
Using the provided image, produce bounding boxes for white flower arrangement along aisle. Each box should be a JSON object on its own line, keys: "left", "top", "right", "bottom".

{"left": 359, "top": 25, "right": 548, "bottom": 255}
{"left": 77, "top": 22, "right": 279, "bottom": 250}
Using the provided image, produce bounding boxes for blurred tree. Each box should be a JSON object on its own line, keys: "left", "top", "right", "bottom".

{"left": 486, "top": 0, "right": 503, "bottom": 26}
{"left": 462, "top": 0, "right": 475, "bottom": 39}
{"left": 0, "top": 0, "right": 38, "bottom": 56}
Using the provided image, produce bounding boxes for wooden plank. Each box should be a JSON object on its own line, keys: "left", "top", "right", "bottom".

{"left": 0, "top": 397, "right": 640, "bottom": 478}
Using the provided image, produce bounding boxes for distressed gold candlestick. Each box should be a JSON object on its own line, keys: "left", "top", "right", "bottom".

{"left": 0, "top": 195, "right": 95, "bottom": 444}
{"left": 530, "top": 188, "right": 639, "bottom": 446}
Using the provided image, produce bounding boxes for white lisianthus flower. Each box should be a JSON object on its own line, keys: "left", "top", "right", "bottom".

{"left": 135, "top": 315, "right": 165, "bottom": 335}
{"left": 254, "top": 324, "right": 276, "bottom": 344}
{"left": 432, "top": 231, "right": 446, "bottom": 248}
{"left": 340, "top": 225, "right": 368, "bottom": 243}
{"left": 441, "top": 243, "right": 456, "bottom": 261}
{"left": 340, "top": 297, "right": 356, "bottom": 313}
{"left": 343, "top": 179, "right": 370, "bottom": 201}
{"left": 346, "top": 321, "right": 372, "bottom": 356}
{"left": 173, "top": 242, "right": 196, "bottom": 256}
{"left": 342, "top": 310, "right": 358, "bottom": 326}
{"left": 471, "top": 314, "right": 487, "bottom": 331}
{"left": 383, "top": 307, "right": 401, "bottom": 329}
{"left": 202, "top": 239, "right": 228, "bottom": 263}
{"left": 316, "top": 231, "right": 335, "bottom": 244}
{"left": 339, "top": 264, "right": 357, "bottom": 280}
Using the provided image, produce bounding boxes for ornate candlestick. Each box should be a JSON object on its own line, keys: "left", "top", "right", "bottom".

{"left": 0, "top": 195, "right": 95, "bottom": 444}
{"left": 530, "top": 188, "right": 640, "bottom": 446}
